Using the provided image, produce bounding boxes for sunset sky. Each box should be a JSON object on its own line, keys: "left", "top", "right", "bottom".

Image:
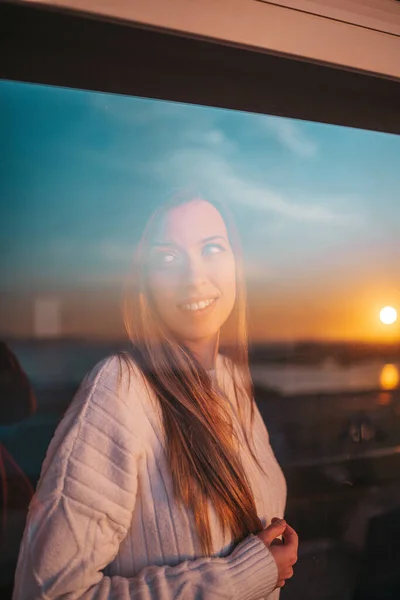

{"left": 1, "top": 80, "right": 400, "bottom": 342}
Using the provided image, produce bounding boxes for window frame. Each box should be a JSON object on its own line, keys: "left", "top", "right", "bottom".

{"left": 0, "top": 1, "right": 399, "bottom": 135}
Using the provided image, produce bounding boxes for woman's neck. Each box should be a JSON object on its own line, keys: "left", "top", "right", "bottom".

{"left": 184, "top": 334, "right": 219, "bottom": 370}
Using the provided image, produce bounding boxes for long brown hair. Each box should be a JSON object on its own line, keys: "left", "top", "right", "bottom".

{"left": 120, "top": 193, "right": 263, "bottom": 554}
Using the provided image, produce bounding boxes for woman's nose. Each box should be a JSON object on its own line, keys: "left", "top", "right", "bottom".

{"left": 182, "top": 257, "right": 207, "bottom": 287}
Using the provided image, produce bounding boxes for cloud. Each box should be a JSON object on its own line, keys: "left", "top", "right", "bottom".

{"left": 154, "top": 147, "right": 345, "bottom": 223}
{"left": 87, "top": 94, "right": 351, "bottom": 224}
{"left": 262, "top": 116, "right": 317, "bottom": 157}
{"left": 86, "top": 95, "right": 235, "bottom": 170}
{"left": 89, "top": 93, "right": 216, "bottom": 130}
{"left": 183, "top": 128, "right": 232, "bottom": 148}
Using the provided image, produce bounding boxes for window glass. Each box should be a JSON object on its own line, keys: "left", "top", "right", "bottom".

{"left": 1, "top": 80, "right": 400, "bottom": 599}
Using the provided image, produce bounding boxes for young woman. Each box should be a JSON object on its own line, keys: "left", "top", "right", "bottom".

{"left": 13, "top": 196, "right": 298, "bottom": 599}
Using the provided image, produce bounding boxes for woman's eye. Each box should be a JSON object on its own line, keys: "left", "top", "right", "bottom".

{"left": 157, "top": 252, "right": 182, "bottom": 267}
{"left": 149, "top": 252, "right": 178, "bottom": 268}
{"left": 162, "top": 253, "right": 176, "bottom": 263}
{"left": 202, "top": 243, "right": 225, "bottom": 256}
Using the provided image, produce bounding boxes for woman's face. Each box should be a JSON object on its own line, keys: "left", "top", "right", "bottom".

{"left": 146, "top": 200, "right": 237, "bottom": 344}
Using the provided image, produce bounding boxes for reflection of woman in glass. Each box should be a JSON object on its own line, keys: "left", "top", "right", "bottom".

{"left": 14, "top": 197, "right": 297, "bottom": 600}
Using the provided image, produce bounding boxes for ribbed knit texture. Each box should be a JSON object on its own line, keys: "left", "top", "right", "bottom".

{"left": 13, "top": 354, "right": 286, "bottom": 600}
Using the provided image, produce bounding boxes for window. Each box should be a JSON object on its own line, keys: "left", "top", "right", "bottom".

{"left": 1, "top": 3, "right": 400, "bottom": 599}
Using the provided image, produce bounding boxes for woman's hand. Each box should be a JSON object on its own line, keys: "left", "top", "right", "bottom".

{"left": 257, "top": 517, "right": 298, "bottom": 588}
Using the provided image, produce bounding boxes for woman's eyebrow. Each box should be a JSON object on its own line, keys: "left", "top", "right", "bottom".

{"left": 201, "top": 236, "right": 227, "bottom": 244}
{"left": 151, "top": 235, "right": 227, "bottom": 249}
{"left": 151, "top": 241, "right": 177, "bottom": 248}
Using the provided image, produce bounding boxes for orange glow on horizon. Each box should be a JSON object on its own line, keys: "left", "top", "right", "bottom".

{"left": 380, "top": 364, "right": 399, "bottom": 391}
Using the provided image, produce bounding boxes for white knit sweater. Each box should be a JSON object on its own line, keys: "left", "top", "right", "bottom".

{"left": 13, "top": 353, "right": 286, "bottom": 600}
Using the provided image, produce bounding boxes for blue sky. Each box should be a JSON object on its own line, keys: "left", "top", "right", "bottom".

{"left": 1, "top": 80, "right": 400, "bottom": 340}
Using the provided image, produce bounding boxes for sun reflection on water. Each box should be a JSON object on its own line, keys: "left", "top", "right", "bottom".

{"left": 380, "top": 364, "right": 399, "bottom": 390}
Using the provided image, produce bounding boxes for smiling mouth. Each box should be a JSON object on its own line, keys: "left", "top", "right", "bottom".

{"left": 178, "top": 298, "right": 218, "bottom": 313}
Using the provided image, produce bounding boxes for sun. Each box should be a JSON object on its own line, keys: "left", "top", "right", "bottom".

{"left": 380, "top": 306, "right": 398, "bottom": 325}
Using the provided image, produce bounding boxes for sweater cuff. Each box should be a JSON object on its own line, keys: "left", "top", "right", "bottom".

{"left": 225, "top": 534, "right": 278, "bottom": 600}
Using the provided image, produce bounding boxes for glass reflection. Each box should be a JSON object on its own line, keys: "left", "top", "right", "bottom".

{"left": 1, "top": 78, "right": 400, "bottom": 600}
{"left": 380, "top": 364, "right": 399, "bottom": 391}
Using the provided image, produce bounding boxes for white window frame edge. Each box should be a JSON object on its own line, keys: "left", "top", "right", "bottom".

{"left": 22, "top": 0, "right": 400, "bottom": 80}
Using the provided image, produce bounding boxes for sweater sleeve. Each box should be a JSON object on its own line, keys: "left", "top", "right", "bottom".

{"left": 12, "top": 358, "right": 279, "bottom": 600}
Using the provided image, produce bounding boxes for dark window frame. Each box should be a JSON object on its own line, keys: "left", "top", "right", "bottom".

{"left": 0, "top": 1, "right": 399, "bottom": 135}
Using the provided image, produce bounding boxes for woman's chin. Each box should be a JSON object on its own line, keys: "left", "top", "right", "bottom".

{"left": 172, "top": 320, "right": 222, "bottom": 345}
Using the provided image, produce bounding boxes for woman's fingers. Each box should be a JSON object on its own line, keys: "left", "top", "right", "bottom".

{"left": 285, "top": 566, "right": 294, "bottom": 579}
{"left": 282, "top": 522, "right": 299, "bottom": 563}
{"left": 282, "top": 522, "right": 298, "bottom": 545}
{"left": 260, "top": 517, "right": 299, "bottom": 588}
{"left": 271, "top": 538, "right": 283, "bottom": 546}
{"left": 259, "top": 519, "right": 286, "bottom": 546}
{"left": 275, "top": 566, "right": 294, "bottom": 589}
{"left": 276, "top": 568, "right": 293, "bottom": 588}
